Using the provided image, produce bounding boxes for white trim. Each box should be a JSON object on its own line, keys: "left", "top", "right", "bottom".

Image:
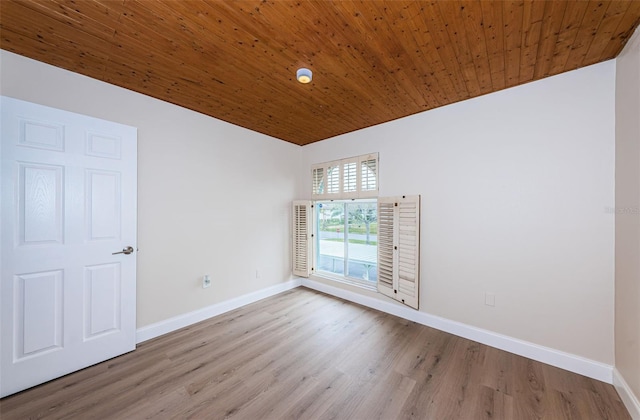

{"left": 301, "top": 278, "right": 614, "bottom": 383}
{"left": 135, "top": 276, "right": 616, "bottom": 386}
{"left": 136, "top": 279, "right": 302, "bottom": 343}
{"left": 310, "top": 273, "right": 377, "bottom": 292}
{"left": 614, "top": 368, "right": 640, "bottom": 419}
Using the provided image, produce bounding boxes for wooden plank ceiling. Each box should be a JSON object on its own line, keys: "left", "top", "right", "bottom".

{"left": 1, "top": 1, "right": 639, "bottom": 146}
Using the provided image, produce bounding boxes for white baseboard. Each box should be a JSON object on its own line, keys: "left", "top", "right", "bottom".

{"left": 301, "top": 278, "right": 613, "bottom": 384}
{"left": 135, "top": 276, "right": 614, "bottom": 386}
{"left": 614, "top": 368, "right": 640, "bottom": 419}
{"left": 136, "top": 279, "right": 302, "bottom": 343}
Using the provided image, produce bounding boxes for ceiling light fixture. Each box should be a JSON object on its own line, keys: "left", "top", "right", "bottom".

{"left": 296, "top": 68, "right": 312, "bottom": 84}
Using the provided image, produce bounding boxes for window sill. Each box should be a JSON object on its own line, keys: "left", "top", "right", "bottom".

{"left": 310, "top": 271, "right": 377, "bottom": 292}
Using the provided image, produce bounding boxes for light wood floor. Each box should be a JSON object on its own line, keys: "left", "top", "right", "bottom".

{"left": 0, "top": 288, "right": 629, "bottom": 419}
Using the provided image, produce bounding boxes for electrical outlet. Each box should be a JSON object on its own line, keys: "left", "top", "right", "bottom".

{"left": 256, "top": 269, "right": 261, "bottom": 279}
{"left": 485, "top": 292, "right": 495, "bottom": 307}
{"left": 203, "top": 275, "right": 211, "bottom": 289}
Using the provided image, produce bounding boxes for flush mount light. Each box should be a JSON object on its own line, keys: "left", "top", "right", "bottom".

{"left": 296, "top": 68, "right": 312, "bottom": 84}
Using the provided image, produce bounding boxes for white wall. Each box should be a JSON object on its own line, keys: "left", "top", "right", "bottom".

{"left": 300, "top": 61, "right": 616, "bottom": 364}
{"left": 615, "top": 25, "right": 640, "bottom": 406}
{"left": 0, "top": 48, "right": 619, "bottom": 369}
{"left": 0, "top": 50, "right": 301, "bottom": 327}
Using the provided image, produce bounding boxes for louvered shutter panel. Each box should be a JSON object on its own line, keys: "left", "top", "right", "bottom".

{"left": 359, "top": 153, "right": 378, "bottom": 197}
{"left": 292, "top": 201, "right": 312, "bottom": 277}
{"left": 342, "top": 160, "right": 358, "bottom": 194}
{"left": 312, "top": 167, "right": 325, "bottom": 196}
{"left": 377, "top": 195, "right": 420, "bottom": 309}
{"left": 377, "top": 198, "right": 395, "bottom": 299}
{"left": 326, "top": 164, "right": 340, "bottom": 195}
{"left": 397, "top": 196, "right": 420, "bottom": 309}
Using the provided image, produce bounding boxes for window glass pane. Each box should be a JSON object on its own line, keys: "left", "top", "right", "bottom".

{"left": 316, "top": 202, "right": 345, "bottom": 276}
{"left": 316, "top": 200, "right": 377, "bottom": 284}
{"left": 347, "top": 202, "right": 377, "bottom": 282}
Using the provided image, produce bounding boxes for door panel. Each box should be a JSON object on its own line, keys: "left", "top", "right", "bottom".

{"left": 19, "top": 163, "right": 64, "bottom": 245}
{"left": 1, "top": 96, "right": 137, "bottom": 397}
{"left": 86, "top": 169, "right": 121, "bottom": 240}
{"left": 84, "top": 263, "right": 121, "bottom": 339}
{"left": 16, "top": 270, "right": 64, "bottom": 358}
{"left": 19, "top": 119, "right": 65, "bottom": 151}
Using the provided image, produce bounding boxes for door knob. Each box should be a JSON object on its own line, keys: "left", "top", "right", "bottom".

{"left": 112, "top": 246, "right": 134, "bottom": 255}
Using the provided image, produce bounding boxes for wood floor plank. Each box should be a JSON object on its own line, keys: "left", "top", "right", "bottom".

{"left": 352, "top": 370, "right": 417, "bottom": 420}
{"left": 0, "top": 288, "right": 630, "bottom": 419}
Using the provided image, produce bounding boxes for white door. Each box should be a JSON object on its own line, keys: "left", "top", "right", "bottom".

{"left": 0, "top": 96, "right": 137, "bottom": 397}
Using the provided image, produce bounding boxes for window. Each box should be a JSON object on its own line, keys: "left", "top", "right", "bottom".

{"left": 315, "top": 200, "right": 378, "bottom": 286}
{"left": 311, "top": 153, "right": 378, "bottom": 199}
{"left": 294, "top": 153, "right": 421, "bottom": 309}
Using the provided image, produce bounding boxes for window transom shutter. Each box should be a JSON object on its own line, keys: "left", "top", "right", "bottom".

{"left": 377, "top": 195, "right": 420, "bottom": 309}
{"left": 360, "top": 157, "right": 377, "bottom": 194}
{"left": 311, "top": 153, "right": 378, "bottom": 199}
{"left": 343, "top": 160, "right": 357, "bottom": 194}
{"left": 327, "top": 164, "right": 340, "bottom": 195}
{"left": 312, "top": 167, "right": 325, "bottom": 196}
{"left": 292, "top": 201, "right": 312, "bottom": 277}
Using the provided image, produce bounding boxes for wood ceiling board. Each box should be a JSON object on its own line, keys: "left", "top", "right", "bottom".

{"left": 518, "top": 0, "right": 546, "bottom": 84}
{"left": 113, "top": 3, "right": 352, "bottom": 143}
{"left": 359, "top": 2, "right": 438, "bottom": 111}
{"left": 460, "top": 1, "right": 493, "bottom": 95}
{"left": 123, "top": 0, "right": 380, "bottom": 143}
{"left": 1, "top": 0, "right": 639, "bottom": 146}
{"left": 400, "top": 7, "right": 450, "bottom": 105}
{"left": 563, "top": 1, "right": 610, "bottom": 71}
{"left": 438, "top": 1, "right": 484, "bottom": 96}
{"left": 548, "top": 1, "right": 591, "bottom": 75}
{"left": 14, "top": 0, "right": 120, "bottom": 41}
{"left": 532, "top": 0, "right": 567, "bottom": 79}
{"left": 480, "top": 0, "right": 506, "bottom": 91}
{"left": 0, "top": 20, "right": 110, "bottom": 78}
{"left": 419, "top": 1, "right": 471, "bottom": 101}
{"left": 503, "top": 1, "right": 525, "bottom": 88}
{"left": 583, "top": 1, "right": 635, "bottom": 64}
{"left": 600, "top": 1, "right": 640, "bottom": 58}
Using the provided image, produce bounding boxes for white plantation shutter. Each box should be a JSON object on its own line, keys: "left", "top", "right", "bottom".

{"left": 312, "top": 167, "right": 325, "bottom": 196}
{"left": 359, "top": 154, "right": 378, "bottom": 197}
{"left": 360, "top": 159, "right": 377, "bottom": 190}
{"left": 397, "top": 197, "right": 419, "bottom": 308}
{"left": 377, "top": 195, "right": 420, "bottom": 309}
{"left": 326, "top": 164, "right": 340, "bottom": 195}
{"left": 377, "top": 200, "right": 395, "bottom": 299}
{"left": 292, "top": 201, "right": 312, "bottom": 277}
{"left": 342, "top": 160, "right": 358, "bottom": 194}
{"left": 311, "top": 153, "right": 378, "bottom": 199}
